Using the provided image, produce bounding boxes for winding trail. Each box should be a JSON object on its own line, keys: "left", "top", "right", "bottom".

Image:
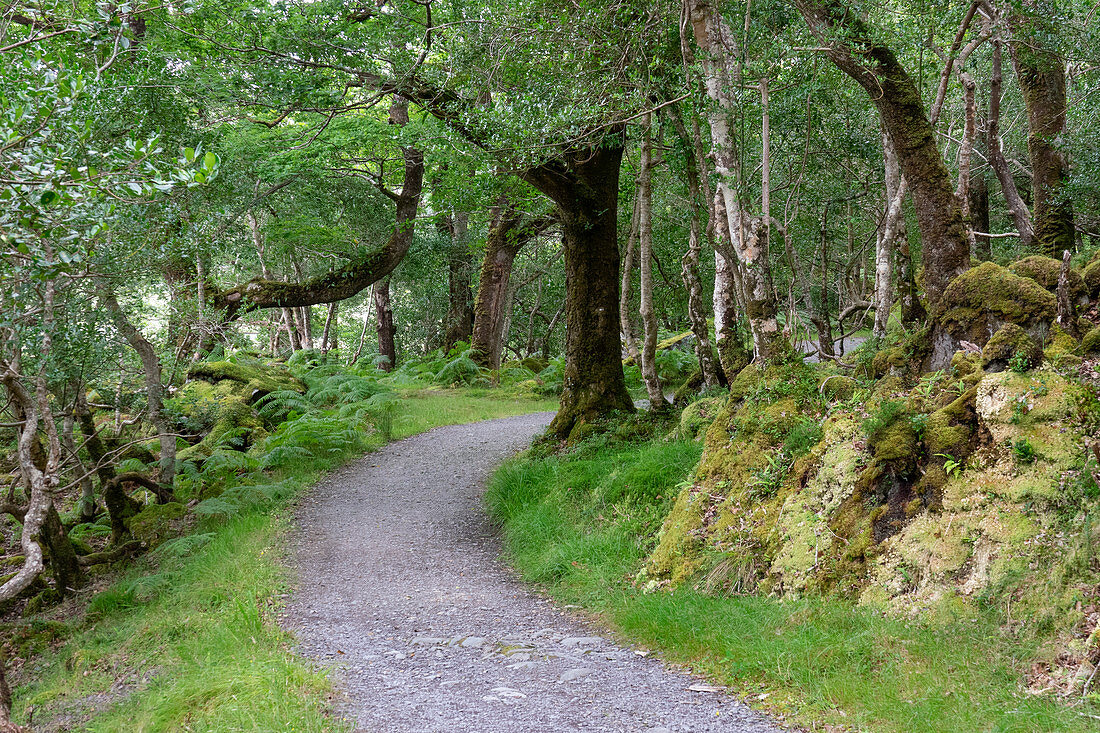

{"left": 282, "top": 413, "right": 784, "bottom": 733}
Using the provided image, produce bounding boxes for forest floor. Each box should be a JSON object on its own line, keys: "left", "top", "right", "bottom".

{"left": 282, "top": 412, "right": 784, "bottom": 733}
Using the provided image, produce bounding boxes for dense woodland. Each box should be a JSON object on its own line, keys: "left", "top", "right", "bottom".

{"left": 3, "top": 0, "right": 1100, "bottom": 727}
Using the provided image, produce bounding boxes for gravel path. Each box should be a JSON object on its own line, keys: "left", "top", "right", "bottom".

{"left": 282, "top": 412, "right": 784, "bottom": 733}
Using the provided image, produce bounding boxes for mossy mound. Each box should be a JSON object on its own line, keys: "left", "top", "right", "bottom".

{"left": 982, "top": 323, "right": 1042, "bottom": 373}
{"left": 172, "top": 360, "right": 300, "bottom": 461}
{"left": 1081, "top": 258, "right": 1100, "bottom": 300}
{"left": 520, "top": 356, "right": 548, "bottom": 374}
{"left": 1009, "top": 255, "right": 1087, "bottom": 303}
{"left": 1044, "top": 324, "right": 1082, "bottom": 369}
{"left": 819, "top": 375, "right": 856, "bottom": 401}
{"left": 1083, "top": 328, "right": 1100, "bottom": 355}
{"left": 128, "top": 501, "right": 187, "bottom": 547}
{"left": 647, "top": 357, "right": 1099, "bottom": 647}
{"left": 938, "top": 262, "right": 1055, "bottom": 345}
{"left": 187, "top": 361, "right": 305, "bottom": 403}
{"left": 676, "top": 396, "right": 724, "bottom": 441}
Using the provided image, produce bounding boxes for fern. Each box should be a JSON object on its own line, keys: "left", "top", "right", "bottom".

{"left": 201, "top": 449, "right": 260, "bottom": 475}
{"left": 255, "top": 389, "right": 312, "bottom": 423}
{"left": 193, "top": 497, "right": 239, "bottom": 518}
{"left": 433, "top": 349, "right": 484, "bottom": 386}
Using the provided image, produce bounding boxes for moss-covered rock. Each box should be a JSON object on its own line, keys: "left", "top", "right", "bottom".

{"left": 129, "top": 501, "right": 187, "bottom": 546}
{"left": 676, "top": 396, "right": 723, "bottom": 441}
{"left": 1083, "top": 328, "right": 1100, "bottom": 355}
{"left": 716, "top": 337, "right": 751, "bottom": 383}
{"left": 186, "top": 361, "right": 305, "bottom": 403}
{"left": 520, "top": 356, "right": 549, "bottom": 374}
{"left": 939, "top": 262, "right": 1056, "bottom": 345}
{"left": 819, "top": 375, "right": 856, "bottom": 401}
{"left": 1044, "top": 324, "right": 1082, "bottom": 369}
{"left": 1081, "top": 258, "right": 1100, "bottom": 300}
{"left": 951, "top": 351, "right": 982, "bottom": 378}
{"left": 1009, "top": 255, "right": 1087, "bottom": 303}
{"left": 982, "top": 323, "right": 1042, "bottom": 373}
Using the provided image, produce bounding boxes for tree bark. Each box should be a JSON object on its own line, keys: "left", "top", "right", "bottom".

{"left": 441, "top": 212, "right": 475, "bottom": 353}
{"left": 665, "top": 102, "right": 721, "bottom": 389}
{"left": 874, "top": 129, "right": 905, "bottom": 338}
{"left": 988, "top": 31, "right": 1035, "bottom": 246}
{"left": 373, "top": 277, "right": 396, "bottom": 371}
{"left": 520, "top": 141, "right": 634, "bottom": 438}
{"left": 637, "top": 112, "right": 664, "bottom": 407}
{"left": 970, "top": 175, "right": 991, "bottom": 260}
{"left": 101, "top": 287, "right": 176, "bottom": 501}
{"left": 795, "top": 0, "right": 972, "bottom": 315}
{"left": 1010, "top": 4, "right": 1074, "bottom": 257}
{"left": 1055, "top": 249, "right": 1079, "bottom": 339}
{"left": 687, "top": 0, "right": 787, "bottom": 364}
{"left": 470, "top": 205, "right": 550, "bottom": 370}
{"left": 620, "top": 191, "right": 643, "bottom": 364}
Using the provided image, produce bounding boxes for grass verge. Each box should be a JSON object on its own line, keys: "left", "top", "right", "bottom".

{"left": 10, "top": 388, "right": 556, "bottom": 732}
{"left": 485, "top": 429, "right": 1100, "bottom": 733}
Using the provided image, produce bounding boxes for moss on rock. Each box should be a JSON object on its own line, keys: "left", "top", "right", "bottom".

{"left": 1083, "top": 328, "right": 1100, "bottom": 355}
{"left": 186, "top": 361, "right": 305, "bottom": 403}
{"left": 1081, "top": 258, "right": 1100, "bottom": 300}
{"left": 129, "top": 501, "right": 187, "bottom": 546}
{"left": 982, "top": 323, "right": 1042, "bottom": 373}
{"left": 673, "top": 369, "right": 704, "bottom": 406}
{"left": 676, "top": 396, "right": 723, "bottom": 441}
{"left": 939, "top": 262, "right": 1056, "bottom": 345}
{"left": 1009, "top": 256, "right": 1087, "bottom": 302}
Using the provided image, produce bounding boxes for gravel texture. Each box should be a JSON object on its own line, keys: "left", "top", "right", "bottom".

{"left": 282, "top": 412, "right": 784, "bottom": 733}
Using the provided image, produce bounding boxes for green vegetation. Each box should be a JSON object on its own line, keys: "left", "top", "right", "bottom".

{"left": 6, "top": 376, "right": 554, "bottom": 731}
{"left": 487, "top": 420, "right": 1100, "bottom": 732}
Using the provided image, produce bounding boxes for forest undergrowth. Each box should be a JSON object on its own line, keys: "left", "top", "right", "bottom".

{"left": 2, "top": 349, "right": 557, "bottom": 732}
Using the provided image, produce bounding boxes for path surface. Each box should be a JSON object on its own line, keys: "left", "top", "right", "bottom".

{"left": 282, "top": 413, "right": 785, "bottom": 733}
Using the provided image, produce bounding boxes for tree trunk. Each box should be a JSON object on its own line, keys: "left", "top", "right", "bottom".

{"left": 637, "top": 112, "right": 664, "bottom": 407}
{"left": 874, "top": 129, "right": 904, "bottom": 338}
{"left": 442, "top": 212, "right": 475, "bottom": 353}
{"left": 795, "top": 0, "right": 972, "bottom": 316}
{"left": 373, "top": 277, "right": 396, "bottom": 371}
{"left": 665, "top": 102, "right": 721, "bottom": 389}
{"left": 521, "top": 142, "right": 634, "bottom": 439}
{"left": 620, "top": 191, "right": 643, "bottom": 364}
{"left": 63, "top": 406, "right": 97, "bottom": 522}
{"left": 1010, "top": 5, "right": 1074, "bottom": 258}
{"left": 988, "top": 31, "right": 1035, "bottom": 246}
{"left": 470, "top": 204, "right": 545, "bottom": 370}
{"left": 687, "top": 0, "right": 787, "bottom": 364}
{"left": 970, "top": 175, "right": 991, "bottom": 260}
{"left": 320, "top": 301, "right": 338, "bottom": 353}
{"left": 76, "top": 394, "right": 140, "bottom": 543}
{"left": 101, "top": 288, "right": 176, "bottom": 501}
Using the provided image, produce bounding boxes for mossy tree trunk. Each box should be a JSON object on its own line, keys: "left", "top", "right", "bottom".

{"left": 440, "top": 211, "right": 475, "bottom": 353}
{"left": 470, "top": 203, "right": 549, "bottom": 370}
{"left": 1010, "top": 3, "right": 1075, "bottom": 258}
{"left": 665, "top": 101, "right": 721, "bottom": 390}
{"left": 215, "top": 99, "right": 423, "bottom": 317}
{"left": 988, "top": 31, "right": 1035, "bottom": 247}
{"left": 970, "top": 175, "right": 991, "bottom": 260}
{"left": 373, "top": 277, "right": 396, "bottom": 371}
{"left": 795, "top": 0, "right": 972, "bottom": 315}
{"left": 688, "top": 0, "right": 787, "bottom": 365}
{"left": 521, "top": 141, "right": 634, "bottom": 439}
{"left": 101, "top": 287, "right": 176, "bottom": 501}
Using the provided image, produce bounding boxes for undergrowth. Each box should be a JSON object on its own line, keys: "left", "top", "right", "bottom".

{"left": 485, "top": 426, "right": 1100, "bottom": 733}
{"left": 8, "top": 370, "right": 556, "bottom": 731}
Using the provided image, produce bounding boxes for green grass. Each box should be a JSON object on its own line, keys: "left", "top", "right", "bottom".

{"left": 10, "top": 387, "right": 557, "bottom": 732}
{"left": 485, "top": 436, "right": 1100, "bottom": 733}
